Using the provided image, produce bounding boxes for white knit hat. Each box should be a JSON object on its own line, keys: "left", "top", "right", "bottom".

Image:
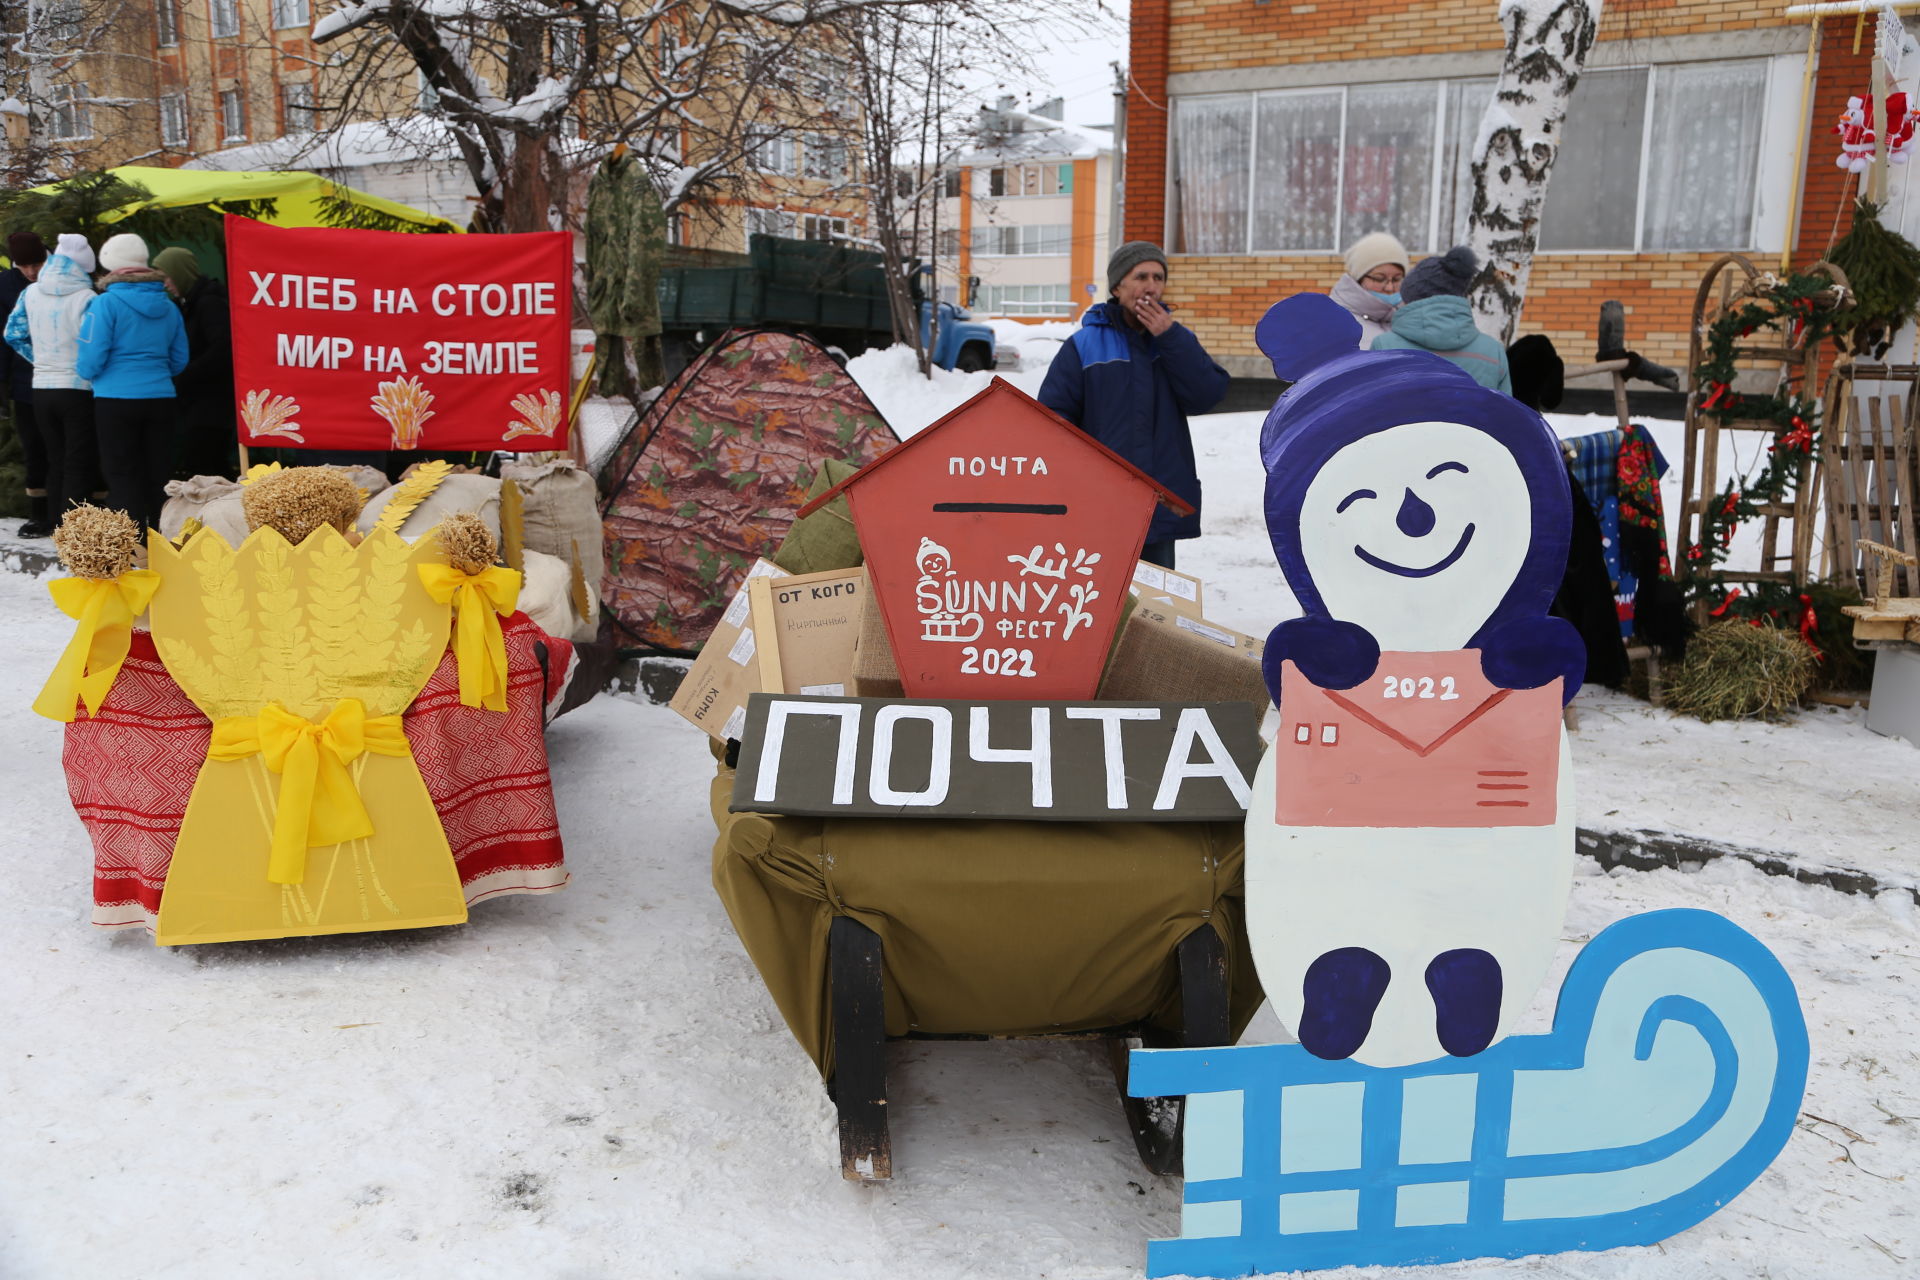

{"left": 1343, "top": 232, "right": 1410, "bottom": 283}
{"left": 55, "top": 233, "right": 95, "bottom": 274}
{"left": 98, "top": 232, "right": 149, "bottom": 273}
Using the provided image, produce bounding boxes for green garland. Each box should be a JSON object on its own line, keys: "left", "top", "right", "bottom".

{"left": 1686, "top": 271, "right": 1843, "bottom": 592}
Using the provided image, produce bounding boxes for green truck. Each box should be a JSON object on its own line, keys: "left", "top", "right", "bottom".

{"left": 659, "top": 235, "right": 1005, "bottom": 373}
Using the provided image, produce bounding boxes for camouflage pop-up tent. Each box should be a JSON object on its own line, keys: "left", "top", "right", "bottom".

{"left": 599, "top": 329, "right": 898, "bottom": 652}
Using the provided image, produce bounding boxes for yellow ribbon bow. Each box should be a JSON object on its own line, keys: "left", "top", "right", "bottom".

{"left": 33, "top": 570, "right": 162, "bottom": 722}
{"left": 210, "top": 699, "right": 409, "bottom": 884}
{"left": 417, "top": 562, "right": 522, "bottom": 712}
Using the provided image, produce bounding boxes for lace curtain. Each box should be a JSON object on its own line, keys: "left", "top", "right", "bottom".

{"left": 1344, "top": 82, "right": 1438, "bottom": 252}
{"left": 1173, "top": 95, "right": 1251, "bottom": 255}
{"left": 1173, "top": 60, "right": 1767, "bottom": 257}
{"left": 1250, "top": 91, "right": 1342, "bottom": 251}
{"left": 1643, "top": 62, "right": 1769, "bottom": 250}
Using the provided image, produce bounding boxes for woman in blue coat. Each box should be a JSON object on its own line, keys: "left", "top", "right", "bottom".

{"left": 75, "top": 233, "right": 187, "bottom": 531}
{"left": 1038, "top": 242, "right": 1230, "bottom": 570}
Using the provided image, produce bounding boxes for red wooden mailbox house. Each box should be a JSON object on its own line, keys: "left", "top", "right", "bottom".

{"left": 801, "top": 378, "right": 1191, "bottom": 699}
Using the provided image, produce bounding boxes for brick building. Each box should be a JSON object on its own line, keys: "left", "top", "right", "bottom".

{"left": 1122, "top": 0, "right": 1896, "bottom": 387}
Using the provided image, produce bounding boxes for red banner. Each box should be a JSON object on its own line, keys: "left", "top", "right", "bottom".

{"left": 226, "top": 216, "right": 571, "bottom": 452}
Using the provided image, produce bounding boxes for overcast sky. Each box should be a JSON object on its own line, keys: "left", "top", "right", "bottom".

{"left": 957, "top": 3, "right": 1130, "bottom": 128}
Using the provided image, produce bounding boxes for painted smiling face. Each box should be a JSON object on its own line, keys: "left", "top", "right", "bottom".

{"left": 1298, "top": 421, "right": 1532, "bottom": 652}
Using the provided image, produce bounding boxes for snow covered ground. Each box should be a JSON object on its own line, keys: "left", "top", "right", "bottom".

{"left": 3, "top": 368, "right": 1918, "bottom": 1277}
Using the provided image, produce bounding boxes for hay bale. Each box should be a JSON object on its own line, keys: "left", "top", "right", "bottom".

{"left": 1665, "top": 621, "right": 1818, "bottom": 721}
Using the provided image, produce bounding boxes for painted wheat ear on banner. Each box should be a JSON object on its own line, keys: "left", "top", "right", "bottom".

{"left": 501, "top": 388, "right": 564, "bottom": 442}
{"left": 371, "top": 376, "right": 436, "bottom": 449}
{"left": 239, "top": 390, "right": 303, "bottom": 442}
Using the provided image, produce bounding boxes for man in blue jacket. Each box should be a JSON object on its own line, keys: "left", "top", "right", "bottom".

{"left": 1038, "top": 242, "right": 1229, "bottom": 570}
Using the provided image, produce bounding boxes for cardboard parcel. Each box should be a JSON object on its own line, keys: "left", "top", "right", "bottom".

{"left": 670, "top": 561, "right": 869, "bottom": 742}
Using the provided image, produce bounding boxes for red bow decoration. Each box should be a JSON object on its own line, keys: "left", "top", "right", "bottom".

{"left": 1709, "top": 588, "right": 1743, "bottom": 618}
{"left": 1772, "top": 416, "right": 1815, "bottom": 454}
{"left": 1798, "top": 593, "right": 1825, "bottom": 662}
{"left": 1701, "top": 382, "right": 1735, "bottom": 411}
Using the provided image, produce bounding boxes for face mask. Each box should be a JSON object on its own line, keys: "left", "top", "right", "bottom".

{"left": 1377, "top": 292, "right": 1402, "bottom": 307}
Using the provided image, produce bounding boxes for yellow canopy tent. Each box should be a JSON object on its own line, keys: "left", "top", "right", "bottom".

{"left": 28, "top": 165, "right": 462, "bottom": 233}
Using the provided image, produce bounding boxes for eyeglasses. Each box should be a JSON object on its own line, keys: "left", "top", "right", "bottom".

{"left": 1359, "top": 269, "right": 1405, "bottom": 286}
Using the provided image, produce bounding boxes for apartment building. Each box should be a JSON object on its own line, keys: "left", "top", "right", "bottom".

{"left": 1123, "top": 0, "right": 1896, "bottom": 381}
{"left": 941, "top": 97, "right": 1115, "bottom": 321}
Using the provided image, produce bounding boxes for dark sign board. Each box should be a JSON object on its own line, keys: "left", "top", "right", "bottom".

{"left": 729, "top": 694, "right": 1261, "bottom": 821}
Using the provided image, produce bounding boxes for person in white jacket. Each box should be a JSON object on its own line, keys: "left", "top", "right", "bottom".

{"left": 1328, "top": 232, "right": 1408, "bottom": 347}
{"left": 5, "top": 233, "right": 98, "bottom": 521}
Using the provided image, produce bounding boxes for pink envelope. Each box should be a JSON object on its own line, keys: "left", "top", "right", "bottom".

{"left": 1273, "top": 651, "right": 1561, "bottom": 828}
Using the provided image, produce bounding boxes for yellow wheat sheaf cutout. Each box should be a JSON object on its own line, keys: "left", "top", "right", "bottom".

{"left": 240, "top": 390, "right": 303, "bottom": 442}
{"left": 371, "top": 376, "right": 435, "bottom": 449}
{"left": 373, "top": 459, "right": 455, "bottom": 533}
{"left": 501, "top": 389, "right": 564, "bottom": 443}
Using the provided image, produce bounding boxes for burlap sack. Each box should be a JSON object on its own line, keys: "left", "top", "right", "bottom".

{"left": 159, "top": 476, "right": 245, "bottom": 542}
{"left": 356, "top": 473, "right": 501, "bottom": 542}
{"left": 498, "top": 459, "right": 604, "bottom": 615}
{"left": 518, "top": 548, "right": 573, "bottom": 639}
{"left": 772, "top": 458, "right": 863, "bottom": 575}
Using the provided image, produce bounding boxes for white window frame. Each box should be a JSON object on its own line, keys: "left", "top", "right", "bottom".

{"left": 48, "top": 82, "right": 91, "bottom": 140}
{"left": 803, "top": 133, "right": 849, "bottom": 184}
{"left": 210, "top": 0, "right": 240, "bottom": 38}
{"left": 550, "top": 15, "right": 583, "bottom": 70}
{"left": 159, "top": 91, "right": 189, "bottom": 146}
{"left": 983, "top": 282, "right": 1074, "bottom": 317}
{"left": 746, "top": 128, "right": 798, "bottom": 177}
{"left": 745, "top": 206, "right": 797, "bottom": 247}
{"left": 971, "top": 224, "right": 1071, "bottom": 257}
{"left": 270, "top": 0, "right": 308, "bottom": 29}
{"left": 219, "top": 88, "right": 246, "bottom": 142}
{"left": 155, "top": 0, "right": 179, "bottom": 46}
{"left": 282, "top": 81, "right": 314, "bottom": 132}
{"left": 801, "top": 213, "right": 848, "bottom": 242}
{"left": 1169, "top": 59, "right": 1774, "bottom": 257}
{"left": 46, "top": 0, "right": 83, "bottom": 42}
{"left": 795, "top": 51, "right": 853, "bottom": 117}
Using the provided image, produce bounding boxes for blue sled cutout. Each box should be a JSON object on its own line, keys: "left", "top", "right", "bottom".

{"left": 1129, "top": 909, "right": 1809, "bottom": 1277}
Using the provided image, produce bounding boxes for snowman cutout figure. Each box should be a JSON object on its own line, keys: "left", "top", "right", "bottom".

{"left": 1243, "top": 294, "right": 1586, "bottom": 1068}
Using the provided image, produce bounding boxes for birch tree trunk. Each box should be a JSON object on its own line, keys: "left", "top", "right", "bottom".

{"left": 1465, "top": 0, "right": 1604, "bottom": 344}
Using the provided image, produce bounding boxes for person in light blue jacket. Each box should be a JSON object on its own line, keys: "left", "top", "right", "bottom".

{"left": 74, "top": 232, "right": 187, "bottom": 531}
{"left": 1370, "top": 245, "right": 1512, "bottom": 396}
{"left": 6, "top": 233, "right": 99, "bottom": 521}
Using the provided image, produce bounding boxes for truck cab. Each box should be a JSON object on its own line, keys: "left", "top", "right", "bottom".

{"left": 919, "top": 299, "right": 1007, "bottom": 373}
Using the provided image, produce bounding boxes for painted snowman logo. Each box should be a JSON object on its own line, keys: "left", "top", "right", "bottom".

{"left": 1244, "top": 294, "right": 1586, "bottom": 1067}
{"left": 915, "top": 535, "right": 982, "bottom": 642}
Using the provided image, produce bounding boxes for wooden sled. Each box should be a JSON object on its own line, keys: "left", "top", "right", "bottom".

{"left": 825, "top": 915, "right": 1232, "bottom": 1182}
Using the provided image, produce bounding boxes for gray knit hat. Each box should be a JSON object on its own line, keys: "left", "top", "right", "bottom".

{"left": 1107, "top": 240, "right": 1168, "bottom": 292}
{"left": 1401, "top": 245, "right": 1478, "bottom": 303}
